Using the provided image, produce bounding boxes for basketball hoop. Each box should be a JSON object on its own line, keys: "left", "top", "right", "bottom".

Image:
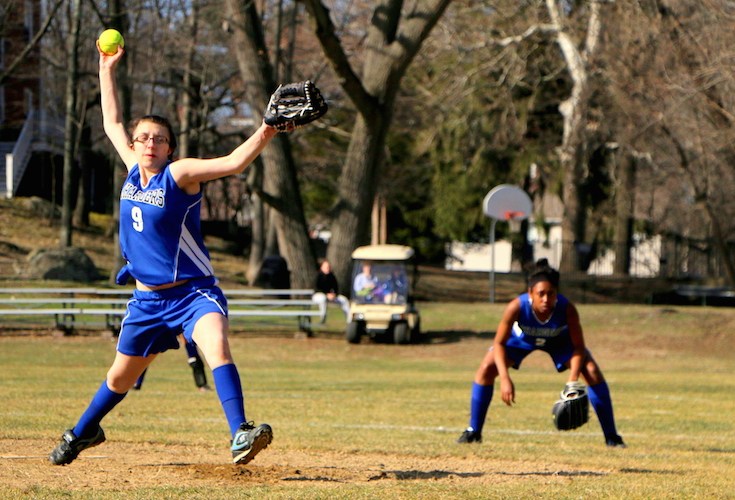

{"left": 482, "top": 185, "right": 533, "bottom": 303}
{"left": 504, "top": 210, "right": 525, "bottom": 234}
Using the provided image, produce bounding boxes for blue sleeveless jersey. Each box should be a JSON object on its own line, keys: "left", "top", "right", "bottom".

{"left": 510, "top": 292, "right": 570, "bottom": 351}
{"left": 119, "top": 164, "right": 214, "bottom": 286}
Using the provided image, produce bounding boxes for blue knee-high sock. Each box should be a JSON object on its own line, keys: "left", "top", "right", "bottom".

{"left": 73, "top": 381, "right": 127, "bottom": 438}
{"left": 588, "top": 382, "right": 619, "bottom": 439}
{"left": 468, "top": 383, "right": 494, "bottom": 434}
{"left": 213, "top": 363, "right": 246, "bottom": 437}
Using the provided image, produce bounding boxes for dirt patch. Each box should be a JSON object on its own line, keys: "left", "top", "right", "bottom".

{"left": 0, "top": 438, "right": 601, "bottom": 492}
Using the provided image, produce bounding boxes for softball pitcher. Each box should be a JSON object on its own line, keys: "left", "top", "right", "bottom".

{"left": 49, "top": 40, "right": 286, "bottom": 466}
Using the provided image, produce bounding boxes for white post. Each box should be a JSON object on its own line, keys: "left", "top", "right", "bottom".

{"left": 5, "top": 154, "right": 13, "bottom": 199}
{"left": 489, "top": 218, "right": 498, "bottom": 303}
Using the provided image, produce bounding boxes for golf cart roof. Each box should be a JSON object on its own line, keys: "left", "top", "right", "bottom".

{"left": 351, "top": 244, "right": 414, "bottom": 261}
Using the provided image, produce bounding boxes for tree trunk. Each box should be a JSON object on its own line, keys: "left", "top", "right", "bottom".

{"left": 702, "top": 200, "right": 735, "bottom": 286}
{"left": 559, "top": 150, "right": 587, "bottom": 273}
{"left": 60, "top": 0, "right": 82, "bottom": 248}
{"left": 545, "top": 0, "right": 608, "bottom": 274}
{"left": 106, "top": 0, "right": 131, "bottom": 285}
{"left": 371, "top": 195, "right": 387, "bottom": 245}
{"left": 613, "top": 148, "right": 635, "bottom": 276}
{"left": 72, "top": 123, "right": 91, "bottom": 228}
{"left": 177, "top": 2, "right": 199, "bottom": 159}
{"left": 326, "top": 115, "right": 388, "bottom": 289}
{"left": 302, "top": 0, "right": 451, "bottom": 289}
{"left": 262, "top": 136, "right": 315, "bottom": 287}
{"left": 246, "top": 164, "right": 265, "bottom": 284}
{"left": 662, "top": 125, "right": 735, "bottom": 286}
{"left": 224, "top": 0, "right": 316, "bottom": 289}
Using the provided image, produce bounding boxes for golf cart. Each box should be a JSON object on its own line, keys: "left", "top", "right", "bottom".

{"left": 346, "top": 244, "right": 421, "bottom": 344}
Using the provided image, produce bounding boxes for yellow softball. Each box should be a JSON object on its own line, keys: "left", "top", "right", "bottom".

{"left": 98, "top": 29, "right": 124, "bottom": 55}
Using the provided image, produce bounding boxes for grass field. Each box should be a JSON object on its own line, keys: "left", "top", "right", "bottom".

{"left": 1, "top": 302, "right": 734, "bottom": 499}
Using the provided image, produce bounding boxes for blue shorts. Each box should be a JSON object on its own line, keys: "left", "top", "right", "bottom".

{"left": 503, "top": 334, "right": 575, "bottom": 372}
{"left": 117, "top": 276, "right": 228, "bottom": 357}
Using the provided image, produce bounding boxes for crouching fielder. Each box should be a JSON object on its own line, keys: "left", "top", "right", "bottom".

{"left": 457, "top": 259, "right": 625, "bottom": 447}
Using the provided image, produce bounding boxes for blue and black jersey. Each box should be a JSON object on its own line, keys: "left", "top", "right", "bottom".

{"left": 119, "top": 163, "right": 213, "bottom": 286}
{"left": 510, "top": 292, "right": 571, "bottom": 352}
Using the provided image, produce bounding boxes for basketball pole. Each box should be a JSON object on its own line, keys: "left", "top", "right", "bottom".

{"left": 489, "top": 217, "right": 498, "bottom": 303}
{"left": 483, "top": 184, "right": 533, "bottom": 304}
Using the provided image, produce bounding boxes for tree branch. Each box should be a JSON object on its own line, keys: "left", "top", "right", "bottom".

{"left": 388, "top": 0, "right": 452, "bottom": 80}
{"left": 298, "top": 0, "right": 375, "bottom": 113}
{"left": 0, "top": 0, "right": 65, "bottom": 86}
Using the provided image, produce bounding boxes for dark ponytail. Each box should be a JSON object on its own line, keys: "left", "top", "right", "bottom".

{"left": 527, "top": 258, "right": 560, "bottom": 289}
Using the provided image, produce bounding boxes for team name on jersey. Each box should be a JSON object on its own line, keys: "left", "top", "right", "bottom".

{"left": 513, "top": 322, "right": 567, "bottom": 338}
{"left": 121, "top": 183, "right": 166, "bottom": 208}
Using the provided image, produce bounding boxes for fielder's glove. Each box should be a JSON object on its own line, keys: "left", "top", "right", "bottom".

{"left": 264, "top": 80, "right": 328, "bottom": 132}
{"left": 551, "top": 381, "right": 590, "bottom": 431}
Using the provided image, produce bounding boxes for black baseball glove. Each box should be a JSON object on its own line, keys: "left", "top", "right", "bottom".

{"left": 263, "top": 80, "right": 328, "bottom": 132}
{"left": 551, "top": 381, "right": 590, "bottom": 431}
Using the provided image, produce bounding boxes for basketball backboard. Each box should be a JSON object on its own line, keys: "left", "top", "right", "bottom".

{"left": 482, "top": 184, "right": 533, "bottom": 221}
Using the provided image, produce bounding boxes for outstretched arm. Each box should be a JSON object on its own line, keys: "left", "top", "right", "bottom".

{"left": 170, "top": 79, "right": 326, "bottom": 188}
{"left": 565, "top": 303, "right": 586, "bottom": 383}
{"left": 169, "top": 123, "right": 278, "bottom": 188}
{"left": 97, "top": 43, "right": 136, "bottom": 169}
{"left": 494, "top": 298, "right": 521, "bottom": 406}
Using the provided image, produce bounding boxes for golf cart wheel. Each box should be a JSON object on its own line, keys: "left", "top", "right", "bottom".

{"left": 346, "top": 321, "right": 364, "bottom": 344}
{"left": 393, "top": 322, "right": 411, "bottom": 345}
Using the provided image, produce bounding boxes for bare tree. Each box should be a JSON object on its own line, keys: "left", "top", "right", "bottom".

{"left": 177, "top": 1, "right": 201, "bottom": 160}
{"left": 0, "top": 0, "right": 64, "bottom": 85}
{"left": 301, "top": 0, "right": 452, "bottom": 288}
{"left": 224, "top": 0, "right": 317, "bottom": 288}
{"left": 59, "top": 0, "right": 84, "bottom": 248}
{"left": 611, "top": 147, "right": 634, "bottom": 276}
{"left": 598, "top": 0, "right": 735, "bottom": 282}
{"left": 541, "top": 0, "right": 611, "bottom": 272}
{"left": 99, "top": 0, "right": 131, "bottom": 285}
{"left": 34, "top": 0, "right": 735, "bottom": 287}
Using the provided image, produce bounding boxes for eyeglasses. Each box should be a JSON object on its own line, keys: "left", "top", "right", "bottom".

{"left": 133, "top": 134, "right": 169, "bottom": 145}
